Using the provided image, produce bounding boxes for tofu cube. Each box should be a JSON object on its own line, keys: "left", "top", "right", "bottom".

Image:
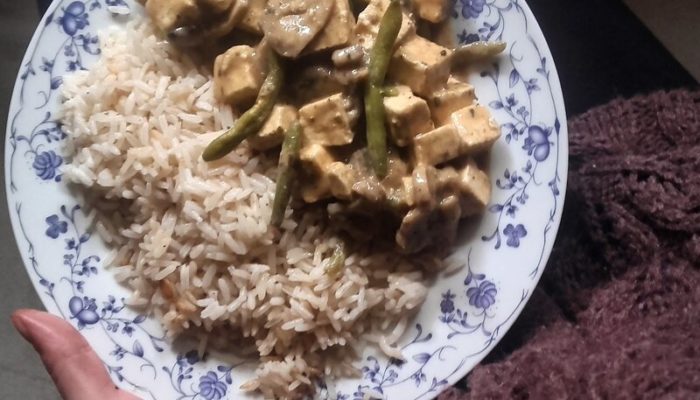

{"left": 411, "top": 164, "right": 439, "bottom": 207}
{"left": 304, "top": 0, "right": 356, "bottom": 54}
{"left": 383, "top": 86, "right": 434, "bottom": 147}
{"left": 355, "top": 0, "right": 416, "bottom": 51}
{"left": 239, "top": 0, "right": 266, "bottom": 34}
{"left": 300, "top": 144, "right": 336, "bottom": 202}
{"left": 300, "top": 144, "right": 336, "bottom": 172}
{"left": 412, "top": 0, "right": 449, "bottom": 23}
{"left": 388, "top": 35, "right": 453, "bottom": 97}
{"left": 248, "top": 105, "right": 298, "bottom": 151}
{"left": 299, "top": 93, "right": 355, "bottom": 146}
{"left": 428, "top": 81, "right": 476, "bottom": 126}
{"left": 413, "top": 105, "right": 500, "bottom": 166}
{"left": 327, "top": 162, "right": 357, "bottom": 200}
{"left": 451, "top": 105, "right": 500, "bottom": 153}
{"left": 412, "top": 124, "right": 462, "bottom": 166}
{"left": 456, "top": 159, "right": 491, "bottom": 216}
{"left": 213, "top": 45, "right": 265, "bottom": 107}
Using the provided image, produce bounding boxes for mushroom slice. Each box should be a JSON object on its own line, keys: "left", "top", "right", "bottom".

{"left": 260, "top": 0, "right": 335, "bottom": 58}
{"left": 167, "top": 0, "right": 248, "bottom": 46}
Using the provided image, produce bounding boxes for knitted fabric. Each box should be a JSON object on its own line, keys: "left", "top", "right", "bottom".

{"left": 440, "top": 90, "right": 700, "bottom": 400}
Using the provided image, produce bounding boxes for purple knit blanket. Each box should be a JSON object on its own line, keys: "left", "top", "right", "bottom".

{"left": 440, "top": 90, "right": 700, "bottom": 399}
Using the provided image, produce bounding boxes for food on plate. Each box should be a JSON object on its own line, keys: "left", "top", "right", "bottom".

{"left": 145, "top": 0, "right": 503, "bottom": 253}
{"left": 364, "top": 0, "right": 402, "bottom": 177}
{"left": 61, "top": 0, "right": 503, "bottom": 397}
{"left": 203, "top": 49, "right": 284, "bottom": 161}
{"left": 270, "top": 121, "right": 302, "bottom": 227}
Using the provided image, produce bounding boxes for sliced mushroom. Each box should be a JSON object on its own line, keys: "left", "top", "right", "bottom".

{"left": 260, "top": 0, "right": 335, "bottom": 58}
{"left": 146, "top": 0, "right": 201, "bottom": 34}
{"left": 199, "top": 0, "right": 249, "bottom": 40}
{"left": 166, "top": 0, "right": 248, "bottom": 47}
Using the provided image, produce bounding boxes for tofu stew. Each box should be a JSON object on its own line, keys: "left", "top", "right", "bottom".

{"left": 143, "top": 0, "right": 504, "bottom": 254}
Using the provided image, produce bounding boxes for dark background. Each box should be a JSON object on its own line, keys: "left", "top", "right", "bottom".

{"left": 527, "top": 0, "right": 696, "bottom": 115}
{"left": 1, "top": 0, "right": 697, "bottom": 398}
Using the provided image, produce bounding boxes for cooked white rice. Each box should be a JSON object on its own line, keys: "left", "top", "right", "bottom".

{"left": 61, "top": 22, "right": 433, "bottom": 398}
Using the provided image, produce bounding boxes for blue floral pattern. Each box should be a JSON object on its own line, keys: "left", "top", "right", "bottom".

{"left": 162, "top": 351, "right": 239, "bottom": 400}
{"left": 503, "top": 223, "right": 527, "bottom": 247}
{"left": 199, "top": 372, "right": 229, "bottom": 400}
{"left": 6, "top": 0, "right": 567, "bottom": 399}
{"left": 458, "top": 0, "right": 487, "bottom": 19}
{"left": 436, "top": 253, "right": 499, "bottom": 338}
{"left": 59, "top": 2, "right": 90, "bottom": 36}
{"left": 33, "top": 150, "right": 63, "bottom": 180}
{"left": 467, "top": 281, "right": 497, "bottom": 309}
{"left": 45, "top": 214, "right": 68, "bottom": 238}
{"left": 8, "top": 0, "right": 103, "bottom": 189}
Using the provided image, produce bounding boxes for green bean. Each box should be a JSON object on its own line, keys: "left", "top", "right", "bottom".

{"left": 364, "top": 85, "right": 387, "bottom": 177}
{"left": 270, "top": 121, "right": 302, "bottom": 227}
{"left": 365, "top": 0, "right": 402, "bottom": 178}
{"left": 453, "top": 41, "right": 506, "bottom": 66}
{"left": 202, "top": 51, "right": 284, "bottom": 161}
{"left": 324, "top": 245, "right": 346, "bottom": 276}
{"left": 367, "top": 0, "right": 402, "bottom": 85}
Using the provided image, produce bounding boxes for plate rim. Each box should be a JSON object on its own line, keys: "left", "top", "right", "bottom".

{"left": 4, "top": 0, "right": 569, "bottom": 398}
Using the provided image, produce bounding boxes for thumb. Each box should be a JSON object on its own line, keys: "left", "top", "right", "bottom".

{"left": 11, "top": 309, "right": 140, "bottom": 400}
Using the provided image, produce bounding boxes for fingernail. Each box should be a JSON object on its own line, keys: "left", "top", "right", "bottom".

{"left": 11, "top": 311, "right": 30, "bottom": 340}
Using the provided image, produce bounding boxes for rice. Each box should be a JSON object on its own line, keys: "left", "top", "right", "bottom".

{"left": 60, "top": 21, "right": 434, "bottom": 398}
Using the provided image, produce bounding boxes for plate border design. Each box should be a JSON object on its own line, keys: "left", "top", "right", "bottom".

{"left": 5, "top": 1, "right": 568, "bottom": 399}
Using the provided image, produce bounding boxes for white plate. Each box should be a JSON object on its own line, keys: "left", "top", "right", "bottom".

{"left": 5, "top": 1, "right": 568, "bottom": 399}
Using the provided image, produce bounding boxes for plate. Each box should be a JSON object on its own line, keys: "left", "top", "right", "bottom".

{"left": 5, "top": 1, "right": 568, "bottom": 399}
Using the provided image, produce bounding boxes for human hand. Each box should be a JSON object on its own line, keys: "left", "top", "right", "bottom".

{"left": 11, "top": 309, "right": 140, "bottom": 400}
